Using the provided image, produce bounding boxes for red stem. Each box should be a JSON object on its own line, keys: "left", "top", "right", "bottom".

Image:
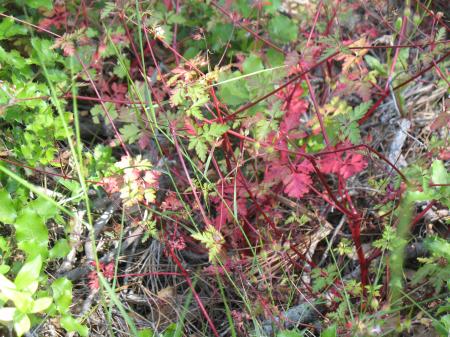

{"left": 167, "top": 248, "right": 220, "bottom": 337}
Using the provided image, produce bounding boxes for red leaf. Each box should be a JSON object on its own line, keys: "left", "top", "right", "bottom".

{"left": 283, "top": 162, "right": 313, "bottom": 198}
{"left": 319, "top": 145, "right": 367, "bottom": 179}
{"left": 277, "top": 84, "right": 309, "bottom": 134}
{"left": 339, "top": 152, "right": 367, "bottom": 179}
{"left": 283, "top": 172, "right": 312, "bottom": 198}
{"left": 184, "top": 118, "right": 197, "bottom": 136}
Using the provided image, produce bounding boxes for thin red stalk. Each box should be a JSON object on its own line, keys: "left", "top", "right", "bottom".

{"left": 140, "top": 12, "right": 169, "bottom": 89}
{"left": 316, "top": 144, "right": 409, "bottom": 183}
{"left": 0, "top": 157, "right": 102, "bottom": 185}
{"left": 300, "top": 0, "right": 330, "bottom": 146}
{"left": 172, "top": 0, "right": 181, "bottom": 65}
{"left": 167, "top": 248, "right": 220, "bottom": 337}
{"left": 385, "top": 11, "right": 408, "bottom": 91}
{"left": 223, "top": 128, "right": 353, "bottom": 216}
{"left": 0, "top": 12, "right": 60, "bottom": 37}
{"left": 226, "top": 51, "right": 340, "bottom": 120}
{"left": 289, "top": 245, "right": 317, "bottom": 269}
{"left": 225, "top": 128, "right": 407, "bottom": 212}
{"left": 394, "top": 51, "right": 450, "bottom": 90}
{"left": 366, "top": 2, "right": 449, "bottom": 86}
{"left": 347, "top": 40, "right": 450, "bottom": 49}
{"left": 303, "top": 71, "right": 330, "bottom": 146}
{"left": 349, "top": 218, "right": 369, "bottom": 287}
{"left": 116, "top": 271, "right": 183, "bottom": 278}
{"left": 414, "top": 0, "right": 450, "bottom": 32}
{"left": 154, "top": 35, "right": 204, "bottom": 75}
{"left": 171, "top": 126, "right": 213, "bottom": 227}
{"left": 324, "top": 0, "right": 340, "bottom": 35}
{"left": 119, "top": 12, "right": 144, "bottom": 71}
{"left": 431, "top": 58, "right": 450, "bottom": 86}
{"left": 410, "top": 201, "right": 436, "bottom": 229}
{"left": 307, "top": 0, "right": 323, "bottom": 46}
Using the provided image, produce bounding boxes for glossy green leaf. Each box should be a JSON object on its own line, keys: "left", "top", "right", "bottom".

{"left": 0, "top": 264, "right": 10, "bottom": 274}
{"left": 29, "top": 196, "right": 59, "bottom": 220}
{"left": 51, "top": 278, "right": 73, "bottom": 312}
{"left": 13, "top": 312, "right": 31, "bottom": 337}
{"left": 137, "top": 329, "right": 155, "bottom": 337}
{"left": 277, "top": 330, "right": 304, "bottom": 337}
{"left": 0, "top": 307, "right": 15, "bottom": 322}
{"left": 60, "top": 315, "right": 89, "bottom": 337}
{"left": 26, "top": 0, "right": 53, "bottom": 10}
{"left": 30, "top": 296, "right": 52, "bottom": 313}
{"left": 431, "top": 160, "right": 448, "bottom": 185}
{"left": 14, "top": 255, "right": 42, "bottom": 291}
{"left": 49, "top": 239, "right": 71, "bottom": 259}
{"left": 0, "top": 188, "right": 17, "bottom": 224}
{"left": 321, "top": 324, "right": 337, "bottom": 337}
{"left": 14, "top": 209, "right": 48, "bottom": 258}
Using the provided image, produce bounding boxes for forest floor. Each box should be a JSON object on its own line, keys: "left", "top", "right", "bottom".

{"left": 0, "top": 1, "right": 449, "bottom": 337}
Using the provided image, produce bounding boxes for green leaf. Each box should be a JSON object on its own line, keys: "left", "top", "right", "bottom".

{"left": 30, "top": 297, "right": 52, "bottom": 313}
{"left": 277, "top": 330, "right": 303, "bottom": 337}
{"left": 113, "top": 57, "right": 131, "bottom": 79}
{"left": 0, "top": 264, "right": 10, "bottom": 274}
{"left": 263, "top": 0, "right": 281, "bottom": 14}
{"left": 0, "top": 188, "right": 17, "bottom": 224}
{"left": 14, "top": 209, "right": 48, "bottom": 258}
{"left": 243, "top": 54, "right": 264, "bottom": 75}
{"left": 13, "top": 312, "right": 31, "bottom": 337}
{"left": 60, "top": 315, "right": 89, "bottom": 337}
{"left": 207, "top": 123, "right": 229, "bottom": 138}
{"left": 425, "top": 236, "right": 450, "bottom": 262}
{"left": 14, "top": 255, "right": 42, "bottom": 291}
{"left": 31, "top": 38, "right": 59, "bottom": 66}
{"left": 217, "top": 71, "right": 250, "bottom": 106}
{"left": 195, "top": 140, "right": 208, "bottom": 162}
{"left": 29, "top": 196, "right": 59, "bottom": 220}
{"left": 0, "top": 18, "right": 27, "bottom": 40}
{"left": 0, "top": 307, "right": 15, "bottom": 322}
{"left": 49, "top": 239, "right": 71, "bottom": 259}
{"left": 2, "top": 287, "right": 32, "bottom": 313}
{"left": 120, "top": 124, "right": 141, "bottom": 144}
{"left": 345, "top": 121, "right": 361, "bottom": 144}
{"left": 137, "top": 329, "right": 155, "bottom": 337}
{"left": 268, "top": 15, "right": 298, "bottom": 43}
{"left": 267, "top": 48, "right": 285, "bottom": 67}
{"left": 25, "top": 0, "right": 53, "bottom": 10}
{"left": 191, "top": 225, "right": 224, "bottom": 261}
{"left": 351, "top": 101, "right": 372, "bottom": 121}
{"left": 321, "top": 324, "right": 337, "bottom": 337}
{"left": 431, "top": 160, "right": 448, "bottom": 185}
{"left": 0, "top": 273, "right": 16, "bottom": 291}
{"left": 51, "top": 278, "right": 73, "bottom": 312}
{"left": 90, "top": 102, "right": 118, "bottom": 125}
{"left": 364, "top": 55, "right": 386, "bottom": 75}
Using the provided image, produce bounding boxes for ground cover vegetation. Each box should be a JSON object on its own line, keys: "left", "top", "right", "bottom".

{"left": 0, "top": 0, "right": 449, "bottom": 336}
